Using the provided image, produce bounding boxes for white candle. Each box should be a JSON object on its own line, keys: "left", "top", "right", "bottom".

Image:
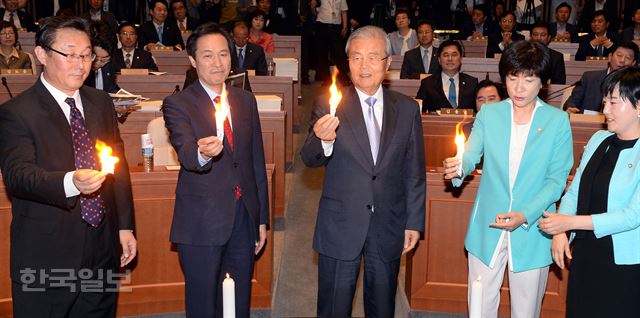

{"left": 454, "top": 123, "right": 466, "bottom": 177}
{"left": 223, "top": 273, "right": 235, "bottom": 318}
{"left": 469, "top": 276, "right": 482, "bottom": 318}
{"left": 215, "top": 85, "right": 229, "bottom": 142}
{"left": 328, "top": 69, "right": 342, "bottom": 116}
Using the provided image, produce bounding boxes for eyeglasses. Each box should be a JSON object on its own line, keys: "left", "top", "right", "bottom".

{"left": 95, "top": 55, "right": 111, "bottom": 63}
{"left": 0, "top": 32, "right": 15, "bottom": 37}
{"left": 417, "top": 31, "right": 433, "bottom": 35}
{"left": 43, "top": 45, "right": 96, "bottom": 63}
{"left": 348, "top": 54, "right": 389, "bottom": 65}
{"left": 119, "top": 32, "right": 136, "bottom": 37}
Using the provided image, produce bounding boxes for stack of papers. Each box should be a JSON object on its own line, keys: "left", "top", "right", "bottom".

{"left": 256, "top": 95, "right": 282, "bottom": 111}
{"left": 273, "top": 58, "right": 298, "bottom": 81}
{"left": 110, "top": 89, "right": 149, "bottom": 106}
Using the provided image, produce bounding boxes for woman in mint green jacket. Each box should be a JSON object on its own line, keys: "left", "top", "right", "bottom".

{"left": 443, "top": 40, "right": 573, "bottom": 317}
{"left": 539, "top": 66, "right": 640, "bottom": 317}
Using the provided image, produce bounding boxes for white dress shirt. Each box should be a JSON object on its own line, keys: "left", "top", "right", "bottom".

{"left": 441, "top": 72, "right": 460, "bottom": 105}
{"left": 3, "top": 10, "right": 22, "bottom": 29}
{"left": 197, "top": 81, "right": 233, "bottom": 166}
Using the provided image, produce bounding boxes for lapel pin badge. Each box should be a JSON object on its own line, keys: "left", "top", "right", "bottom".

{"left": 629, "top": 163, "right": 634, "bottom": 168}
{"left": 537, "top": 127, "right": 543, "bottom": 132}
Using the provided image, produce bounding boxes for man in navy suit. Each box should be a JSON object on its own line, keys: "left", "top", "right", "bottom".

{"left": 300, "top": 25, "right": 425, "bottom": 317}
{"left": 400, "top": 20, "right": 441, "bottom": 79}
{"left": 565, "top": 41, "right": 638, "bottom": 113}
{"left": 0, "top": 16, "right": 136, "bottom": 317}
{"left": 138, "top": 0, "right": 185, "bottom": 50}
{"left": 163, "top": 22, "right": 269, "bottom": 318}
{"left": 0, "top": 0, "right": 36, "bottom": 32}
{"left": 548, "top": 2, "right": 579, "bottom": 42}
{"left": 231, "top": 21, "right": 268, "bottom": 75}
{"left": 417, "top": 39, "right": 478, "bottom": 112}
{"left": 459, "top": 4, "right": 495, "bottom": 40}
{"left": 575, "top": 10, "right": 618, "bottom": 61}
{"left": 530, "top": 22, "right": 566, "bottom": 84}
{"left": 113, "top": 22, "right": 159, "bottom": 72}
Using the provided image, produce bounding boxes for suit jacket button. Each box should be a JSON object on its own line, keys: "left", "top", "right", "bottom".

{"left": 366, "top": 204, "right": 372, "bottom": 210}
{"left": 316, "top": 154, "right": 322, "bottom": 159}
{"left": 234, "top": 163, "right": 239, "bottom": 168}
{"left": 372, "top": 175, "right": 376, "bottom": 180}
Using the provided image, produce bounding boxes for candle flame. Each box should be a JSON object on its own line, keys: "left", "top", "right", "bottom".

{"left": 226, "top": 273, "right": 231, "bottom": 279}
{"left": 454, "top": 113, "right": 469, "bottom": 160}
{"left": 215, "top": 85, "right": 229, "bottom": 121}
{"left": 329, "top": 69, "right": 342, "bottom": 116}
{"left": 95, "top": 140, "right": 119, "bottom": 174}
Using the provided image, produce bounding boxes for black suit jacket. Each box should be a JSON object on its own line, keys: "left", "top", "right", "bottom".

{"left": 486, "top": 31, "right": 525, "bottom": 58}
{"left": 170, "top": 16, "right": 200, "bottom": 31}
{"left": 0, "top": 79, "right": 134, "bottom": 286}
{"left": 0, "top": 8, "right": 36, "bottom": 32}
{"left": 81, "top": 11, "right": 119, "bottom": 36}
{"left": 163, "top": 82, "right": 269, "bottom": 245}
{"left": 400, "top": 46, "right": 441, "bottom": 79}
{"left": 621, "top": 26, "right": 639, "bottom": 42}
{"left": 84, "top": 61, "right": 120, "bottom": 94}
{"left": 416, "top": 72, "right": 478, "bottom": 112}
{"left": 234, "top": 43, "right": 268, "bottom": 76}
{"left": 548, "top": 22, "right": 579, "bottom": 43}
{"left": 300, "top": 86, "right": 425, "bottom": 262}
{"left": 138, "top": 20, "right": 185, "bottom": 49}
{"left": 183, "top": 67, "right": 252, "bottom": 92}
{"left": 113, "top": 49, "right": 159, "bottom": 72}
{"left": 563, "top": 68, "right": 608, "bottom": 113}
{"left": 578, "top": 0, "right": 618, "bottom": 33}
{"left": 548, "top": 48, "right": 566, "bottom": 85}
{"left": 459, "top": 21, "right": 496, "bottom": 40}
{"left": 574, "top": 32, "right": 619, "bottom": 61}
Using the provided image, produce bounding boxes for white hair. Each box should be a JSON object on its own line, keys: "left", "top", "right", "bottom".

{"left": 345, "top": 25, "right": 392, "bottom": 56}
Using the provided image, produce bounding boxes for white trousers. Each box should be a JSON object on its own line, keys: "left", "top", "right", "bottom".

{"left": 467, "top": 234, "right": 549, "bottom": 318}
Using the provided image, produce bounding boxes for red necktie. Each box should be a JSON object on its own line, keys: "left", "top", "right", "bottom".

{"left": 66, "top": 97, "right": 106, "bottom": 227}
{"left": 213, "top": 96, "right": 241, "bottom": 200}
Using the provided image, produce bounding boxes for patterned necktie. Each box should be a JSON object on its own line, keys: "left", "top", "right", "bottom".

{"left": 448, "top": 78, "right": 458, "bottom": 108}
{"left": 179, "top": 20, "right": 186, "bottom": 32}
{"left": 364, "top": 96, "right": 381, "bottom": 164}
{"left": 8, "top": 12, "right": 14, "bottom": 27}
{"left": 125, "top": 52, "right": 132, "bottom": 68}
{"left": 66, "top": 97, "right": 106, "bottom": 227}
{"left": 422, "top": 48, "right": 430, "bottom": 73}
{"left": 237, "top": 48, "right": 244, "bottom": 69}
{"left": 213, "top": 95, "right": 241, "bottom": 200}
{"left": 157, "top": 25, "right": 163, "bottom": 43}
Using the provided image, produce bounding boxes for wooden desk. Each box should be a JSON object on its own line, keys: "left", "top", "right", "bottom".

{"left": 460, "top": 40, "right": 488, "bottom": 58}
{"left": 151, "top": 50, "right": 191, "bottom": 75}
{"left": 549, "top": 42, "right": 579, "bottom": 60}
{"left": 118, "top": 109, "right": 287, "bottom": 218}
{"left": 116, "top": 74, "right": 184, "bottom": 100}
{"left": 406, "top": 171, "right": 568, "bottom": 317}
{"left": 0, "top": 74, "right": 38, "bottom": 104}
{"left": 0, "top": 166, "right": 275, "bottom": 316}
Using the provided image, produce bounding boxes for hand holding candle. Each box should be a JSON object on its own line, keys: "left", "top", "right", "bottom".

{"left": 95, "top": 140, "right": 119, "bottom": 174}
{"left": 328, "top": 68, "right": 342, "bottom": 116}
{"left": 214, "top": 85, "right": 229, "bottom": 142}
{"left": 222, "top": 273, "right": 235, "bottom": 318}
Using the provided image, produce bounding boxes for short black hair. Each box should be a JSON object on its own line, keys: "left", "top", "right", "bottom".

{"left": 394, "top": 9, "right": 410, "bottom": 19}
{"left": 150, "top": 0, "right": 169, "bottom": 10}
{"left": 118, "top": 21, "right": 137, "bottom": 34}
{"left": 474, "top": 79, "right": 506, "bottom": 100}
{"left": 499, "top": 40, "right": 550, "bottom": 83}
{"left": 36, "top": 16, "right": 90, "bottom": 49}
{"left": 186, "top": 22, "right": 234, "bottom": 58}
{"left": 555, "top": 2, "right": 572, "bottom": 13}
{"left": 499, "top": 11, "right": 516, "bottom": 22}
{"left": 438, "top": 39, "right": 463, "bottom": 57}
{"left": 472, "top": 4, "right": 488, "bottom": 17}
{"left": 592, "top": 9, "right": 609, "bottom": 22}
{"left": 248, "top": 9, "right": 268, "bottom": 26}
{"left": 531, "top": 21, "right": 549, "bottom": 33}
{"left": 601, "top": 66, "right": 640, "bottom": 108}
{"left": 89, "top": 20, "right": 114, "bottom": 54}
{"left": 0, "top": 20, "right": 18, "bottom": 46}
{"left": 611, "top": 40, "right": 640, "bottom": 62}
{"left": 170, "top": 0, "right": 186, "bottom": 8}
{"left": 415, "top": 20, "right": 433, "bottom": 30}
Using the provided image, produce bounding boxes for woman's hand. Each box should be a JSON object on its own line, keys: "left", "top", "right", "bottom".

{"left": 443, "top": 157, "right": 461, "bottom": 180}
{"left": 551, "top": 233, "right": 572, "bottom": 269}
{"left": 538, "top": 211, "right": 572, "bottom": 235}
{"left": 489, "top": 212, "right": 526, "bottom": 231}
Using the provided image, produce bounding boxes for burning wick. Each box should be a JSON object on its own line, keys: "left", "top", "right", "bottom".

{"left": 329, "top": 69, "right": 342, "bottom": 116}
{"left": 214, "top": 85, "right": 229, "bottom": 142}
{"left": 95, "top": 140, "right": 119, "bottom": 174}
{"left": 454, "top": 120, "right": 466, "bottom": 177}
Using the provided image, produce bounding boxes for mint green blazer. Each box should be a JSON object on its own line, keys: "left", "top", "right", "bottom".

{"left": 453, "top": 98, "right": 573, "bottom": 272}
{"left": 558, "top": 130, "right": 640, "bottom": 265}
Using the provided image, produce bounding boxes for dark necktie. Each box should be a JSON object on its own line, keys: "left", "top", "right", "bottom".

{"left": 66, "top": 97, "right": 106, "bottom": 227}
{"left": 9, "top": 12, "right": 15, "bottom": 27}
{"left": 213, "top": 95, "right": 241, "bottom": 200}
{"left": 237, "top": 48, "right": 244, "bottom": 69}
{"left": 125, "top": 52, "right": 132, "bottom": 68}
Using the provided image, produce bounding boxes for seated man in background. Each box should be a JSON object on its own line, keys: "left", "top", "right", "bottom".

{"left": 400, "top": 20, "right": 440, "bottom": 79}
{"left": 81, "top": 0, "right": 118, "bottom": 38}
{"left": 139, "top": 0, "right": 185, "bottom": 50}
{"left": 232, "top": 21, "right": 267, "bottom": 76}
{"left": 416, "top": 40, "right": 478, "bottom": 113}
{"left": 113, "top": 22, "right": 159, "bottom": 72}
{"left": 0, "top": 21, "right": 31, "bottom": 70}
{"left": 621, "top": 7, "right": 640, "bottom": 47}
{"left": 84, "top": 22, "right": 120, "bottom": 93}
{"left": 575, "top": 10, "right": 618, "bottom": 61}
{"left": 474, "top": 79, "right": 505, "bottom": 111}
{"left": 459, "top": 5, "right": 495, "bottom": 40}
{"left": 170, "top": 0, "right": 199, "bottom": 32}
{"left": 530, "top": 22, "right": 566, "bottom": 84}
{"left": 0, "top": 0, "right": 36, "bottom": 32}
{"left": 548, "top": 2, "right": 578, "bottom": 42}
{"left": 564, "top": 41, "right": 638, "bottom": 113}
{"left": 486, "top": 11, "right": 524, "bottom": 58}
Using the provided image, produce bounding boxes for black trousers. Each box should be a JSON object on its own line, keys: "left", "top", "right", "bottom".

{"left": 317, "top": 228, "right": 401, "bottom": 318}
{"left": 12, "top": 218, "right": 119, "bottom": 318}
{"left": 314, "top": 22, "right": 349, "bottom": 83}
{"left": 177, "top": 200, "right": 256, "bottom": 318}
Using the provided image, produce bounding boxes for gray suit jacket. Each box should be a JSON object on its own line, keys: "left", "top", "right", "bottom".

{"left": 563, "top": 68, "right": 608, "bottom": 113}
{"left": 400, "top": 46, "right": 441, "bottom": 79}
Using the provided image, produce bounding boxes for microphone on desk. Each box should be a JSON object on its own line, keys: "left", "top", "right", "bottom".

{"left": 2, "top": 77, "right": 13, "bottom": 99}
{"left": 543, "top": 81, "right": 580, "bottom": 103}
{"left": 172, "top": 84, "right": 180, "bottom": 95}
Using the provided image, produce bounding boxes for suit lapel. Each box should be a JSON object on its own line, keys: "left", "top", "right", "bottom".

{"left": 340, "top": 87, "right": 375, "bottom": 168}
{"left": 79, "top": 88, "right": 104, "bottom": 144}
{"left": 433, "top": 73, "right": 450, "bottom": 106}
{"left": 190, "top": 82, "right": 217, "bottom": 137}
{"left": 376, "top": 88, "right": 398, "bottom": 168}
{"left": 36, "top": 81, "right": 73, "bottom": 146}
{"left": 226, "top": 87, "right": 243, "bottom": 160}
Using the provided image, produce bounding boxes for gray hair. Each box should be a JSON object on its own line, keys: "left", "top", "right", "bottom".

{"left": 345, "top": 25, "right": 392, "bottom": 56}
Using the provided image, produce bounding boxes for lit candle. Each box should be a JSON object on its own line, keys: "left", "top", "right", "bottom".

{"left": 469, "top": 276, "right": 482, "bottom": 318}
{"left": 223, "top": 273, "right": 235, "bottom": 318}
{"left": 454, "top": 122, "right": 466, "bottom": 176}
{"left": 95, "top": 140, "right": 119, "bottom": 174}
{"left": 328, "top": 69, "right": 342, "bottom": 116}
{"left": 214, "top": 85, "right": 229, "bottom": 142}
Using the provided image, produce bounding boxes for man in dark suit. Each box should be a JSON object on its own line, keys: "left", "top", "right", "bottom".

{"left": 0, "top": 0, "right": 36, "bottom": 32}
{"left": 300, "top": 25, "right": 425, "bottom": 317}
{"left": 530, "top": 22, "right": 566, "bottom": 84}
{"left": 231, "top": 21, "right": 268, "bottom": 75}
{"left": 170, "top": 0, "right": 200, "bottom": 32}
{"left": 0, "top": 16, "right": 136, "bottom": 317}
{"left": 548, "top": 2, "right": 579, "bottom": 42}
{"left": 81, "top": 0, "right": 119, "bottom": 37}
{"left": 459, "top": 4, "right": 496, "bottom": 40}
{"left": 417, "top": 39, "right": 478, "bottom": 112}
{"left": 486, "top": 11, "right": 524, "bottom": 58}
{"left": 138, "top": 0, "right": 185, "bottom": 50}
{"left": 575, "top": 10, "right": 618, "bottom": 61}
{"left": 400, "top": 20, "right": 441, "bottom": 79}
{"left": 578, "top": 0, "right": 618, "bottom": 33}
{"left": 84, "top": 23, "right": 120, "bottom": 93}
{"left": 163, "top": 22, "right": 269, "bottom": 318}
{"left": 565, "top": 41, "right": 638, "bottom": 113}
{"left": 114, "top": 22, "right": 159, "bottom": 72}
